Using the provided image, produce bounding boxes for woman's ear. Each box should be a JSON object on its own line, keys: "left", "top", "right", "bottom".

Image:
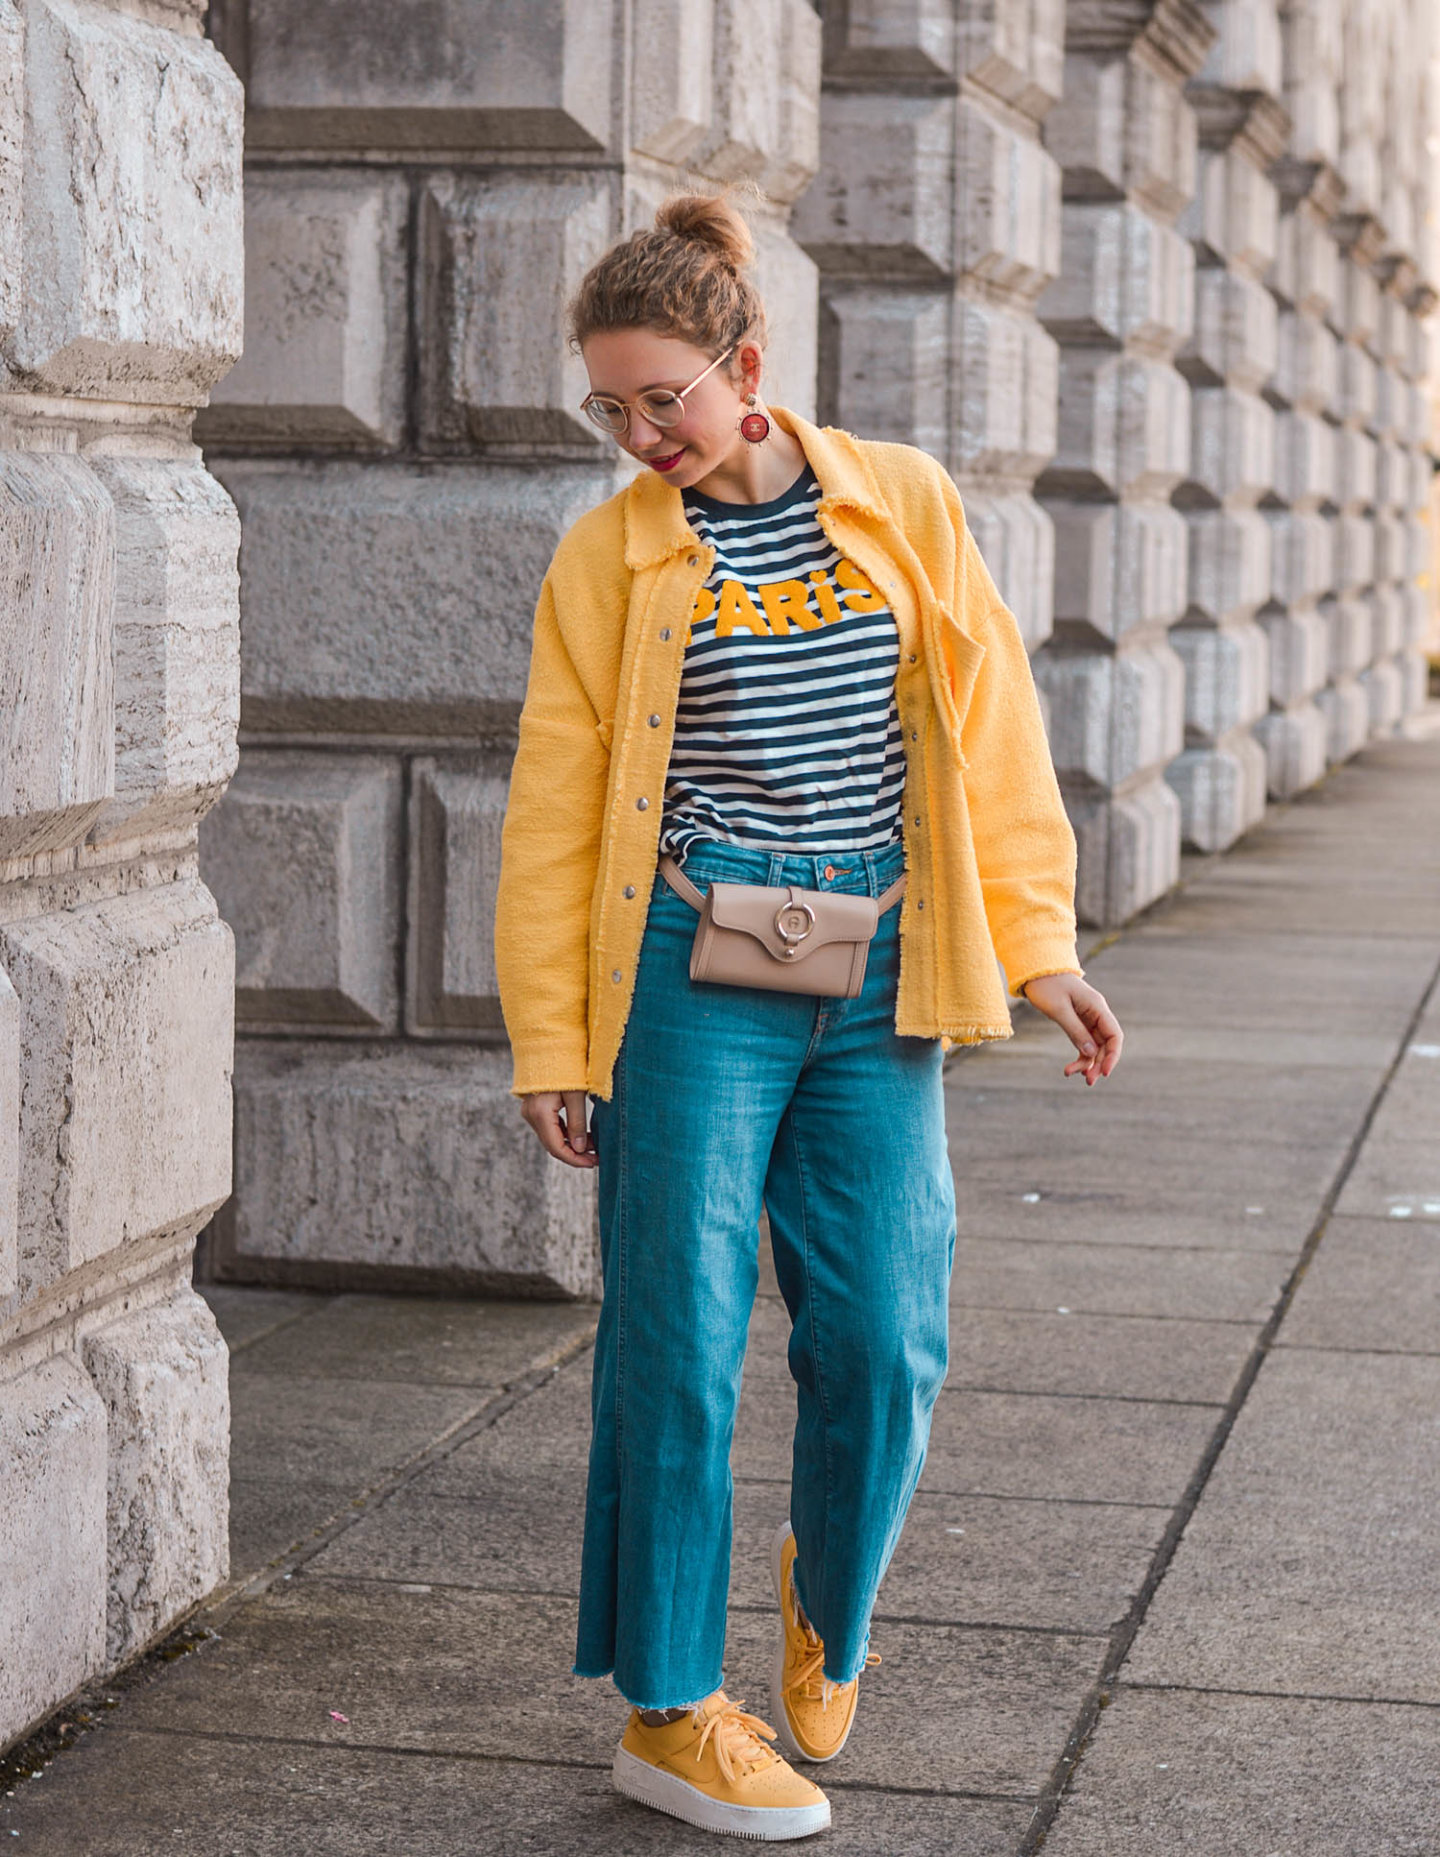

{"left": 735, "top": 340, "right": 764, "bottom": 397}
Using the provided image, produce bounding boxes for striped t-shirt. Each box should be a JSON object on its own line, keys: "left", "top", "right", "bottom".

{"left": 658, "top": 467, "right": 907, "bottom": 857}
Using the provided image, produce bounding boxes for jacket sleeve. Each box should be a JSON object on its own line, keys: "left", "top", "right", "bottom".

{"left": 940, "top": 475, "right": 1083, "bottom": 996}
{"left": 493, "top": 571, "right": 609, "bottom": 1095}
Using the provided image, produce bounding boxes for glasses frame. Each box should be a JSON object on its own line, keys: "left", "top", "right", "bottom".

{"left": 580, "top": 344, "right": 737, "bottom": 438}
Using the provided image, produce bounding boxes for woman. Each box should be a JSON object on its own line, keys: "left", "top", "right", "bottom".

{"left": 495, "top": 193, "right": 1122, "bottom": 1842}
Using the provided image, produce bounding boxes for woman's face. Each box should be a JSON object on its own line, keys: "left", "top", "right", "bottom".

{"left": 580, "top": 328, "right": 758, "bottom": 489}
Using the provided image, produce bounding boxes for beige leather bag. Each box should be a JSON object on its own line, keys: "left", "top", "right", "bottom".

{"left": 657, "top": 855, "right": 906, "bottom": 998}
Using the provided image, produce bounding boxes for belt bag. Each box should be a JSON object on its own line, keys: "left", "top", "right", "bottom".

{"left": 657, "top": 854, "right": 906, "bottom": 998}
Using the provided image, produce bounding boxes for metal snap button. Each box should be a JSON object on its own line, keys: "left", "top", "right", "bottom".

{"left": 687, "top": 554, "right": 700, "bottom": 567}
{"left": 648, "top": 714, "right": 661, "bottom": 727}
{"left": 914, "top": 815, "right": 921, "bottom": 826}
{"left": 623, "top": 885, "right": 635, "bottom": 898}
{"left": 908, "top": 653, "right": 917, "bottom": 663}
{"left": 611, "top": 969, "right": 622, "bottom": 982}
{"left": 660, "top": 627, "right": 672, "bottom": 641}
{"left": 636, "top": 797, "right": 649, "bottom": 810}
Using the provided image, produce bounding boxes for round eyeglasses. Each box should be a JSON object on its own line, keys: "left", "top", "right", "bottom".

{"left": 580, "top": 345, "right": 736, "bottom": 437}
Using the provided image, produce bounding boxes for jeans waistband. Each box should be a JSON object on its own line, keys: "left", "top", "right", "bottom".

{"left": 672, "top": 836, "right": 906, "bottom": 899}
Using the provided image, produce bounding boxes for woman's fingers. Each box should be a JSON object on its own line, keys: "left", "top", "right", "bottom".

{"left": 520, "top": 1091, "right": 599, "bottom": 1168}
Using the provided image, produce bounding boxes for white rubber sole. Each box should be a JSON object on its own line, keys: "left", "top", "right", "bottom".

{"left": 612, "top": 1746, "right": 830, "bottom": 1841}
{"left": 768, "top": 1518, "right": 857, "bottom": 1765}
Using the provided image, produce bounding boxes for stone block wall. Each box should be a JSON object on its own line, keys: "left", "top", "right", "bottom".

{"left": 804, "top": 0, "right": 1434, "bottom": 926}
{"left": 195, "top": 0, "right": 823, "bottom": 1297}
{"left": 0, "top": 0, "right": 242, "bottom": 1752}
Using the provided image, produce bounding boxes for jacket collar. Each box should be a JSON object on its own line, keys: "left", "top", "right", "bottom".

{"left": 622, "top": 405, "right": 890, "bottom": 569}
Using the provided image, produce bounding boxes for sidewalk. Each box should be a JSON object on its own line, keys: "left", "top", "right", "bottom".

{"left": 3, "top": 733, "right": 1439, "bottom": 1855}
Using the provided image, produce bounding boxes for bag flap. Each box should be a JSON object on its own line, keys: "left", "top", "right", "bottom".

{"left": 704, "top": 882, "right": 879, "bottom": 961}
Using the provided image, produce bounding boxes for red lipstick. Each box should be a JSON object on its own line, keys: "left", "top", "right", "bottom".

{"left": 648, "top": 450, "right": 685, "bottom": 473}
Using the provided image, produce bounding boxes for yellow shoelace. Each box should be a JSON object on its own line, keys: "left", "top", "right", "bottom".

{"left": 693, "top": 1698, "right": 780, "bottom": 1781}
{"left": 784, "top": 1578, "right": 881, "bottom": 1706}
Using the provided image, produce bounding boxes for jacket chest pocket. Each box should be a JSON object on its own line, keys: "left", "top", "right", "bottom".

{"left": 596, "top": 716, "right": 615, "bottom": 752}
{"left": 930, "top": 614, "right": 984, "bottom": 764}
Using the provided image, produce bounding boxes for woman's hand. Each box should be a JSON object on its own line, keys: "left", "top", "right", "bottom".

{"left": 1020, "top": 974, "right": 1123, "bottom": 1085}
{"left": 520, "top": 1091, "right": 599, "bottom": 1168}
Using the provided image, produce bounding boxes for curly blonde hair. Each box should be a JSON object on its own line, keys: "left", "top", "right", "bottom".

{"left": 568, "top": 192, "right": 767, "bottom": 360}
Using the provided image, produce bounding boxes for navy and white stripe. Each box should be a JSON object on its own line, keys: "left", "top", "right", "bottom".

{"left": 659, "top": 467, "right": 907, "bottom": 857}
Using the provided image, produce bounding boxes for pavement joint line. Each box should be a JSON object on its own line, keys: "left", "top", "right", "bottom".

{"left": 1271, "top": 1340, "right": 1440, "bottom": 1358}
{"left": 940, "top": 1385, "right": 1229, "bottom": 1408}
{"left": 75, "top": 1722, "right": 1047, "bottom": 1804}
{"left": 1118, "top": 1679, "right": 1440, "bottom": 1711}
{"left": 219, "top": 1295, "right": 341, "bottom": 1358}
{"left": 1017, "top": 936, "right": 1440, "bottom": 1856}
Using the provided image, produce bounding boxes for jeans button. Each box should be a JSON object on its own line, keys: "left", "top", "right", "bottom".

{"left": 823, "top": 864, "right": 835, "bottom": 880}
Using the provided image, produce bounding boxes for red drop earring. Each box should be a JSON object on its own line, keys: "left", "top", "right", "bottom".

{"left": 739, "top": 393, "right": 771, "bottom": 444}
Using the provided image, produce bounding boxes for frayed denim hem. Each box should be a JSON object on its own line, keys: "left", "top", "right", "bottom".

{"left": 572, "top": 1662, "right": 721, "bottom": 1714}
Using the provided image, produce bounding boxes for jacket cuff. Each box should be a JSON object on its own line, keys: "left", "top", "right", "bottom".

{"left": 509, "top": 1040, "right": 591, "bottom": 1098}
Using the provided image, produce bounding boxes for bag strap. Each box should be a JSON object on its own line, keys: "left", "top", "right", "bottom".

{"left": 658, "top": 854, "right": 906, "bottom": 916}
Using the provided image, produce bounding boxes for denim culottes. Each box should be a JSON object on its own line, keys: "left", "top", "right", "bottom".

{"left": 576, "top": 836, "right": 957, "bottom": 1711}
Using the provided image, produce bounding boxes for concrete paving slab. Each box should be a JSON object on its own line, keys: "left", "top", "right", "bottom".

{"left": 728, "top": 1371, "right": 1225, "bottom": 1504}
{"left": 951, "top": 1237, "right": 1288, "bottom": 1323}
{"left": 228, "top": 1371, "right": 486, "bottom": 1488}
{"left": 227, "top": 1291, "right": 596, "bottom": 1388}
{"left": 421, "top": 1359, "right": 596, "bottom": 1488}
{"left": 199, "top": 1283, "right": 333, "bottom": 1353}
{"left": 946, "top": 1065, "right": 1372, "bottom": 1150}
{"left": 1084, "top": 932, "right": 1437, "bottom": 1030}
{"left": 0, "top": 1728, "right": 1033, "bottom": 1856}
{"left": 744, "top": 1297, "right": 1259, "bottom": 1403}
{"left": 1124, "top": 1348, "right": 1440, "bottom": 1702}
{"left": 228, "top": 1476, "right": 366, "bottom": 1581}
{"left": 112, "top": 1577, "right": 1100, "bottom": 1798}
{"left": 1279, "top": 1215, "right": 1440, "bottom": 1354}
{"left": 730, "top": 1484, "right": 1163, "bottom": 1636}
{"left": 952, "top": 1125, "right": 1349, "bottom": 1207}
{"left": 951, "top": 1172, "right": 1317, "bottom": 1254}
{"left": 1042, "top": 1685, "right": 1440, "bottom": 1857}
{"left": 946, "top": 1308, "right": 1257, "bottom": 1404}
{"left": 305, "top": 1465, "right": 586, "bottom": 1595}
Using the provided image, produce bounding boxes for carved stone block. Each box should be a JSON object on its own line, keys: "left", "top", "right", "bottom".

{"left": 0, "top": 883, "right": 233, "bottom": 1296}
{"left": 10, "top": 0, "right": 241, "bottom": 400}
{"left": 214, "top": 459, "right": 620, "bottom": 736}
{"left": 1041, "top": 204, "right": 1194, "bottom": 350}
{"left": 0, "top": 1356, "right": 107, "bottom": 1748}
{"left": 1165, "top": 733, "right": 1269, "bottom": 851}
{"left": 241, "top": 0, "right": 617, "bottom": 152}
{"left": 80, "top": 1293, "right": 229, "bottom": 1665}
{"left": 406, "top": 758, "right": 509, "bottom": 1037}
{"left": 0, "top": 453, "right": 114, "bottom": 859}
{"left": 84, "top": 455, "right": 240, "bottom": 846}
{"left": 421, "top": 173, "right": 611, "bottom": 449}
{"left": 222, "top": 1040, "right": 600, "bottom": 1297}
{"left": 1049, "top": 500, "right": 1187, "bottom": 642}
{"left": 1254, "top": 703, "right": 1328, "bottom": 799}
{"left": 199, "top": 172, "right": 408, "bottom": 447}
{"left": 794, "top": 94, "right": 955, "bottom": 279}
{"left": 199, "top": 753, "right": 402, "bottom": 1034}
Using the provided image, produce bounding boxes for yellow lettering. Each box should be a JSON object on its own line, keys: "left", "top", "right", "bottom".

{"left": 808, "top": 570, "right": 845, "bottom": 628}
{"left": 686, "top": 584, "right": 717, "bottom": 646}
{"left": 759, "top": 579, "right": 813, "bottom": 635}
{"left": 835, "top": 558, "right": 885, "bottom": 613}
{"left": 715, "top": 579, "right": 769, "bottom": 638}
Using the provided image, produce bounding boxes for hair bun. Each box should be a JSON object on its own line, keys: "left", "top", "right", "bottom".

{"left": 653, "top": 192, "right": 754, "bottom": 272}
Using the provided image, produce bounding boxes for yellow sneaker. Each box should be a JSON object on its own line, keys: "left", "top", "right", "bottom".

{"left": 769, "top": 1521, "right": 879, "bottom": 1763}
{"left": 612, "top": 1689, "right": 831, "bottom": 1841}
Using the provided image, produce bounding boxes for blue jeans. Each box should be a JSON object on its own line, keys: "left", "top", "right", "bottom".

{"left": 576, "top": 837, "right": 956, "bottom": 1710}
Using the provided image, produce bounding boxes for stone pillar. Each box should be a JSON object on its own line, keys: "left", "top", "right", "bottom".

{"left": 1165, "top": 4, "right": 1285, "bottom": 850}
{"left": 0, "top": 0, "right": 241, "bottom": 1749}
{"left": 1261, "top": 147, "right": 1340, "bottom": 798}
{"left": 196, "top": 0, "right": 822, "bottom": 1296}
{"left": 1034, "top": 0, "right": 1212, "bottom": 925}
{"left": 794, "top": 0, "right": 1064, "bottom": 652}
